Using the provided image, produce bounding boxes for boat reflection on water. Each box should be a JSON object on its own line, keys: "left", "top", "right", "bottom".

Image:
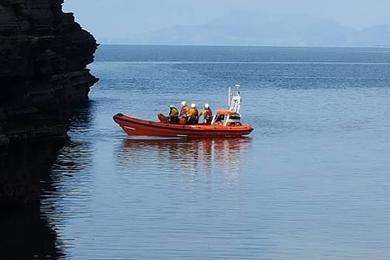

{"left": 117, "top": 137, "right": 252, "bottom": 180}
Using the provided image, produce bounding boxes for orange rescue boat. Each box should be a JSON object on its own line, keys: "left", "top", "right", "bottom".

{"left": 113, "top": 85, "right": 254, "bottom": 138}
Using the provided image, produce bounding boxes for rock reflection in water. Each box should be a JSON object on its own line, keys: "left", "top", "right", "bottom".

{"left": 117, "top": 138, "right": 251, "bottom": 179}
{"left": 0, "top": 208, "right": 64, "bottom": 259}
{"left": 39, "top": 104, "right": 94, "bottom": 259}
{"left": 41, "top": 103, "right": 94, "bottom": 197}
{"left": 0, "top": 104, "right": 94, "bottom": 259}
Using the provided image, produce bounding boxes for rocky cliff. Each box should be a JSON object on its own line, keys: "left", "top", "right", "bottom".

{"left": 0, "top": 0, "right": 98, "bottom": 206}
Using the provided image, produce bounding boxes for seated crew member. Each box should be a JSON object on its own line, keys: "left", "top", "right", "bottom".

{"left": 201, "top": 103, "right": 213, "bottom": 124}
{"left": 180, "top": 101, "right": 189, "bottom": 119}
{"left": 169, "top": 105, "right": 179, "bottom": 124}
{"left": 188, "top": 103, "right": 199, "bottom": 124}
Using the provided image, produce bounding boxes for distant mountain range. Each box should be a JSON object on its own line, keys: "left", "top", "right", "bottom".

{"left": 117, "top": 11, "right": 390, "bottom": 47}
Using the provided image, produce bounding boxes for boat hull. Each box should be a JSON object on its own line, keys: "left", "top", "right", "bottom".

{"left": 113, "top": 114, "right": 253, "bottom": 138}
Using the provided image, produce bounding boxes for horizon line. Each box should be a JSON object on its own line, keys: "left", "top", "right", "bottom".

{"left": 96, "top": 43, "right": 390, "bottom": 49}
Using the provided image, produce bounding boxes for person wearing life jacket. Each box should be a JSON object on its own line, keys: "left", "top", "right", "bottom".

{"left": 188, "top": 103, "right": 199, "bottom": 124}
{"left": 201, "top": 103, "right": 213, "bottom": 124}
{"left": 169, "top": 104, "right": 179, "bottom": 124}
{"left": 180, "top": 101, "right": 189, "bottom": 119}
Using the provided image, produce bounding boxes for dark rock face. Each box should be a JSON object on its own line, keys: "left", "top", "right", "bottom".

{"left": 0, "top": 0, "right": 98, "bottom": 206}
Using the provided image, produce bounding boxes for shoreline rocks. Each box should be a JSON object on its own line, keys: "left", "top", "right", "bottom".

{"left": 0, "top": 0, "right": 98, "bottom": 206}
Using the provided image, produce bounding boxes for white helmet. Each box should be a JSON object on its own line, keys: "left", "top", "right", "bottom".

{"left": 169, "top": 104, "right": 175, "bottom": 108}
{"left": 191, "top": 103, "right": 196, "bottom": 108}
{"left": 204, "top": 103, "right": 210, "bottom": 108}
{"left": 181, "top": 101, "right": 187, "bottom": 106}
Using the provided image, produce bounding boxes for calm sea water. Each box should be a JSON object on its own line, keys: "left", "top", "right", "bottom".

{"left": 41, "top": 45, "right": 390, "bottom": 259}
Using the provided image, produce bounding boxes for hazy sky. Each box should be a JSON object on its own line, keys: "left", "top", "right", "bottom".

{"left": 64, "top": 0, "right": 390, "bottom": 43}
